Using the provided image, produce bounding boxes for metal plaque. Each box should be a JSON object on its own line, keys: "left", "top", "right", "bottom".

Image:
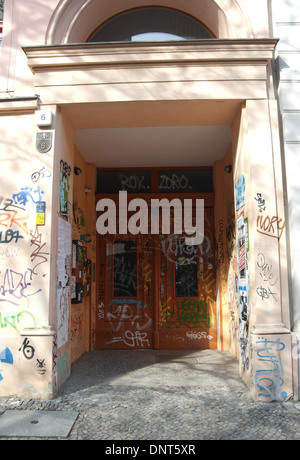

{"left": 36, "top": 132, "right": 52, "bottom": 153}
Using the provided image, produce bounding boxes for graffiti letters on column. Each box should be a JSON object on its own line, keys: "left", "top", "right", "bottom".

{"left": 254, "top": 336, "right": 287, "bottom": 400}
{"left": 256, "top": 252, "right": 279, "bottom": 309}
{"left": 30, "top": 226, "right": 49, "bottom": 275}
{"left": 255, "top": 193, "right": 285, "bottom": 240}
{"left": 254, "top": 194, "right": 281, "bottom": 312}
{"left": 19, "top": 337, "right": 47, "bottom": 376}
{"left": 256, "top": 210, "right": 285, "bottom": 240}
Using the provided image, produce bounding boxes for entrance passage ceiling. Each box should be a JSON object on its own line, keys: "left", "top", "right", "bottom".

{"left": 75, "top": 125, "right": 232, "bottom": 167}
{"left": 65, "top": 100, "right": 241, "bottom": 168}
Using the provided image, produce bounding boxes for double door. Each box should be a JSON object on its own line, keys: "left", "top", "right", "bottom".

{"left": 96, "top": 204, "right": 216, "bottom": 349}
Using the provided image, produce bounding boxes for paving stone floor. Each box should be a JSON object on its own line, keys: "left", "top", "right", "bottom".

{"left": 0, "top": 349, "right": 300, "bottom": 441}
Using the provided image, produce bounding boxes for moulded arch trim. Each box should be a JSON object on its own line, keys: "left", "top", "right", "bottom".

{"left": 46, "top": 0, "right": 254, "bottom": 45}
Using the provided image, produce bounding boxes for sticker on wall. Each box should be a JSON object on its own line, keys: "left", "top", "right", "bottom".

{"left": 237, "top": 215, "right": 248, "bottom": 279}
{"left": 36, "top": 132, "right": 53, "bottom": 153}
{"left": 244, "top": 217, "right": 249, "bottom": 252}
{"left": 36, "top": 201, "right": 46, "bottom": 225}
{"left": 235, "top": 175, "right": 245, "bottom": 211}
{"left": 238, "top": 279, "right": 250, "bottom": 370}
{"left": 60, "top": 168, "right": 69, "bottom": 218}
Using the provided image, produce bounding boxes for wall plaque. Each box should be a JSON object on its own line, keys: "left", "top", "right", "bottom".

{"left": 36, "top": 132, "right": 52, "bottom": 153}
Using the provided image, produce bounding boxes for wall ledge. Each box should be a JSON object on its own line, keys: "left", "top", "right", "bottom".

{"left": 23, "top": 39, "right": 278, "bottom": 74}
{"left": 0, "top": 96, "right": 39, "bottom": 113}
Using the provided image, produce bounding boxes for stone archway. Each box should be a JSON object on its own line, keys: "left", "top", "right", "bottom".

{"left": 46, "top": 0, "right": 254, "bottom": 45}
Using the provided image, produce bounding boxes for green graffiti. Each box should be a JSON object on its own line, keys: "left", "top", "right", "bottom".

{"left": 176, "top": 299, "right": 213, "bottom": 329}
{"left": 0, "top": 311, "right": 36, "bottom": 333}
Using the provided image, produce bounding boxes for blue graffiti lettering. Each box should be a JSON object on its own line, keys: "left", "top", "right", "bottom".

{"left": 255, "top": 336, "right": 287, "bottom": 400}
{"left": 0, "top": 347, "right": 13, "bottom": 382}
{"left": 12, "top": 186, "right": 44, "bottom": 206}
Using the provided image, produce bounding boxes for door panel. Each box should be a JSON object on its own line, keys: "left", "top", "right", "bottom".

{"left": 96, "top": 235, "right": 154, "bottom": 349}
{"left": 159, "top": 207, "right": 217, "bottom": 349}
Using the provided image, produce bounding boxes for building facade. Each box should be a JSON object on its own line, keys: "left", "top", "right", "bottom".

{"left": 0, "top": 0, "right": 299, "bottom": 401}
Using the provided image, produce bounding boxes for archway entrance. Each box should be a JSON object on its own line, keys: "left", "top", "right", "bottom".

{"left": 63, "top": 97, "right": 238, "bottom": 357}
{"left": 23, "top": 35, "right": 291, "bottom": 399}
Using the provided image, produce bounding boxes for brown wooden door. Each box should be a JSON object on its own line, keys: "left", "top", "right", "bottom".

{"left": 96, "top": 234, "right": 154, "bottom": 349}
{"left": 158, "top": 207, "right": 217, "bottom": 349}
{"left": 96, "top": 200, "right": 216, "bottom": 350}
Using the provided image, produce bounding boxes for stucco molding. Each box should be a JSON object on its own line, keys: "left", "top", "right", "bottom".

{"left": 24, "top": 39, "right": 278, "bottom": 73}
{"left": 45, "top": 0, "right": 255, "bottom": 45}
{"left": 0, "top": 96, "right": 39, "bottom": 113}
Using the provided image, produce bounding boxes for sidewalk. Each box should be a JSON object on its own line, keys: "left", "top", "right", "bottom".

{"left": 0, "top": 349, "right": 300, "bottom": 440}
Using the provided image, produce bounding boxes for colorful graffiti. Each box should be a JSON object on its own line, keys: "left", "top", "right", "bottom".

{"left": 162, "top": 298, "right": 213, "bottom": 330}
{"left": 106, "top": 302, "right": 152, "bottom": 348}
{"left": 0, "top": 162, "right": 52, "bottom": 396}
{"left": 56, "top": 350, "right": 71, "bottom": 385}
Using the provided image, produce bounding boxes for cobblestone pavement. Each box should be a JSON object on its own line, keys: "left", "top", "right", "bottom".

{"left": 1, "top": 349, "right": 300, "bottom": 441}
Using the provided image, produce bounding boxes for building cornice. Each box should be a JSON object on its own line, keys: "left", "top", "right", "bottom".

{"left": 23, "top": 39, "right": 278, "bottom": 73}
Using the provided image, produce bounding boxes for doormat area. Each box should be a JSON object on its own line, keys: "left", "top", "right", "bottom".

{"left": 0, "top": 410, "right": 79, "bottom": 438}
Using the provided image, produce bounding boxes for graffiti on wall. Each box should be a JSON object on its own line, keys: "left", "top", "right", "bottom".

{"left": 105, "top": 296, "right": 152, "bottom": 348}
{"left": 30, "top": 226, "right": 49, "bottom": 276}
{"left": 19, "top": 336, "right": 47, "bottom": 376}
{"left": 161, "top": 298, "right": 213, "bottom": 330}
{"left": 256, "top": 209, "right": 285, "bottom": 241}
{"left": 254, "top": 192, "right": 285, "bottom": 241}
{"left": 254, "top": 194, "right": 282, "bottom": 313}
{"left": 56, "top": 350, "right": 71, "bottom": 385}
{"left": 72, "top": 200, "right": 85, "bottom": 233}
{"left": 0, "top": 173, "right": 51, "bottom": 341}
{"left": 253, "top": 192, "right": 289, "bottom": 400}
{"left": 254, "top": 192, "right": 266, "bottom": 211}
{"left": 256, "top": 252, "right": 279, "bottom": 315}
{"left": 253, "top": 336, "right": 287, "bottom": 400}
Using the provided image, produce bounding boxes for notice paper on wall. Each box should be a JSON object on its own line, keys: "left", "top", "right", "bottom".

{"left": 56, "top": 217, "right": 72, "bottom": 348}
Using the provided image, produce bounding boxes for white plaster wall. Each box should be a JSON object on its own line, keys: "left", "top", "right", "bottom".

{"left": 272, "top": 0, "right": 300, "bottom": 333}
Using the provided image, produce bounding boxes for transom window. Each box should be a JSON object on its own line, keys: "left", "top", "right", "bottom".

{"left": 89, "top": 8, "right": 213, "bottom": 43}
